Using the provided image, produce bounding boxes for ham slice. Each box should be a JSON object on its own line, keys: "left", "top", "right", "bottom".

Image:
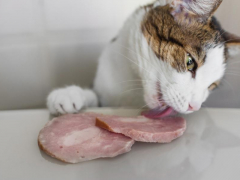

{"left": 96, "top": 116, "right": 186, "bottom": 143}
{"left": 38, "top": 113, "right": 134, "bottom": 163}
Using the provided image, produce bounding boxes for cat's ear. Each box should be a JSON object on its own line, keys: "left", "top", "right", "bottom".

{"left": 224, "top": 32, "right": 240, "bottom": 58}
{"left": 170, "top": 0, "right": 223, "bottom": 24}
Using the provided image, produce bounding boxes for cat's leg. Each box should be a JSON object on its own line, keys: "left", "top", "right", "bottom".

{"left": 47, "top": 85, "right": 98, "bottom": 115}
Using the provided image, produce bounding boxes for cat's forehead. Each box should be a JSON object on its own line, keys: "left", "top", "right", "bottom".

{"left": 141, "top": 5, "right": 223, "bottom": 72}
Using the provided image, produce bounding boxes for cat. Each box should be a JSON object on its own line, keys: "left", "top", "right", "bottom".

{"left": 47, "top": 0, "right": 240, "bottom": 115}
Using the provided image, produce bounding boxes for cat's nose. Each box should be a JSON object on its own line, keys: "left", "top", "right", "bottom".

{"left": 188, "top": 102, "right": 201, "bottom": 111}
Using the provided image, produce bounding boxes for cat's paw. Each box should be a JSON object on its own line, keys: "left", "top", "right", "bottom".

{"left": 47, "top": 86, "right": 85, "bottom": 115}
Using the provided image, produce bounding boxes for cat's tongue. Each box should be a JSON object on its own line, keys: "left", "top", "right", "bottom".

{"left": 141, "top": 107, "right": 177, "bottom": 119}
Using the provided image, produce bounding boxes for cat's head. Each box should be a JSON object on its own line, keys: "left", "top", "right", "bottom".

{"left": 140, "top": 0, "right": 240, "bottom": 114}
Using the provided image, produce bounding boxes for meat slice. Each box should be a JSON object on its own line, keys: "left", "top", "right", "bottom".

{"left": 96, "top": 116, "right": 186, "bottom": 143}
{"left": 38, "top": 113, "right": 134, "bottom": 163}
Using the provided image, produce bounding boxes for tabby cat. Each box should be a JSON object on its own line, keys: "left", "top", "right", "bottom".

{"left": 47, "top": 0, "right": 240, "bottom": 116}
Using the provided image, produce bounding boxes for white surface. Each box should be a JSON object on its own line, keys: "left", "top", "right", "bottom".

{"left": 0, "top": 108, "right": 240, "bottom": 180}
{"left": 0, "top": 0, "right": 240, "bottom": 110}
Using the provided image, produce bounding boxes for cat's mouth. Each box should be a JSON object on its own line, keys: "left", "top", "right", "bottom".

{"left": 142, "top": 82, "right": 177, "bottom": 119}
{"left": 142, "top": 106, "right": 177, "bottom": 119}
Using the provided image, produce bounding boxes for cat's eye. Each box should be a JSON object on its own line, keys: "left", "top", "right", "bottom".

{"left": 186, "top": 53, "right": 196, "bottom": 71}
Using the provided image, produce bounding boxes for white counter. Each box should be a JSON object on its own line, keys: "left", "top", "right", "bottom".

{"left": 0, "top": 108, "right": 240, "bottom": 180}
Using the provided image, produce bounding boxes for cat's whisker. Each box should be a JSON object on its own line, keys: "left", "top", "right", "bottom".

{"left": 225, "top": 71, "right": 240, "bottom": 75}
{"left": 116, "top": 81, "right": 154, "bottom": 85}
{"left": 118, "top": 83, "right": 144, "bottom": 87}
{"left": 217, "top": 30, "right": 226, "bottom": 41}
{"left": 113, "top": 50, "right": 162, "bottom": 83}
{"left": 114, "top": 80, "right": 151, "bottom": 85}
{"left": 226, "top": 61, "right": 240, "bottom": 66}
{"left": 115, "top": 44, "right": 149, "bottom": 63}
{"left": 215, "top": 29, "right": 226, "bottom": 43}
{"left": 120, "top": 88, "right": 144, "bottom": 95}
{"left": 225, "top": 69, "right": 240, "bottom": 73}
{"left": 207, "top": 29, "right": 226, "bottom": 47}
{"left": 226, "top": 68, "right": 240, "bottom": 72}
{"left": 139, "top": 104, "right": 150, "bottom": 109}
{"left": 225, "top": 73, "right": 240, "bottom": 77}
{"left": 206, "top": 28, "right": 226, "bottom": 46}
{"left": 114, "top": 42, "right": 164, "bottom": 85}
{"left": 220, "top": 38, "right": 240, "bottom": 45}
{"left": 130, "top": 104, "right": 148, "bottom": 114}
{"left": 222, "top": 78, "right": 233, "bottom": 88}
{"left": 221, "top": 78, "right": 237, "bottom": 101}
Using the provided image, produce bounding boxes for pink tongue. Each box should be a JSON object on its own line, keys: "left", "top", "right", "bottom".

{"left": 141, "top": 107, "right": 177, "bottom": 119}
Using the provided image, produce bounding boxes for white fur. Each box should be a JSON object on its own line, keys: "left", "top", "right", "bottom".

{"left": 47, "top": 0, "right": 228, "bottom": 115}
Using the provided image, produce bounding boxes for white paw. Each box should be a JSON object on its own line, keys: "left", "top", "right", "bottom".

{"left": 47, "top": 86, "right": 85, "bottom": 115}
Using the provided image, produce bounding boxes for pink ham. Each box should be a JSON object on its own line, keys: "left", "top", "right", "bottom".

{"left": 96, "top": 116, "right": 186, "bottom": 143}
{"left": 38, "top": 113, "right": 134, "bottom": 163}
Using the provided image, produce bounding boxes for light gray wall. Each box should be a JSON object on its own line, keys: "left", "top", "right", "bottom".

{"left": 0, "top": 0, "right": 239, "bottom": 110}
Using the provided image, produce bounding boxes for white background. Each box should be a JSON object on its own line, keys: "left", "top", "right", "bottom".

{"left": 0, "top": 0, "right": 240, "bottom": 110}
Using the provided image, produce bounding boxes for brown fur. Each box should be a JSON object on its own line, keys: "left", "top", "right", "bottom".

{"left": 141, "top": 5, "right": 224, "bottom": 73}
